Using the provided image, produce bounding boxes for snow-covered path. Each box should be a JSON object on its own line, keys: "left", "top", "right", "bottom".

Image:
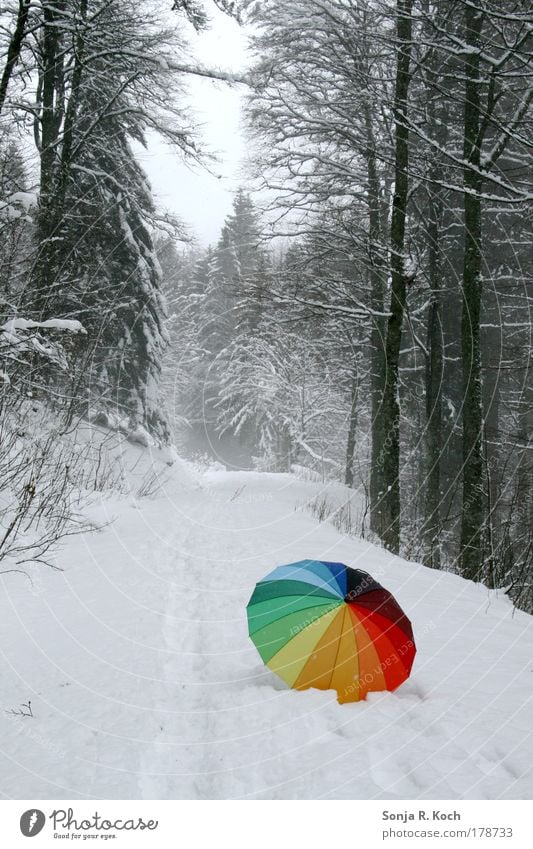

{"left": 1, "top": 452, "right": 532, "bottom": 799}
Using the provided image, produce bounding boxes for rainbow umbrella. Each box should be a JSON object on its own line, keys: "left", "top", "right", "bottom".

{"left": 247, "top": 560, "right": 415, "bottom": 703}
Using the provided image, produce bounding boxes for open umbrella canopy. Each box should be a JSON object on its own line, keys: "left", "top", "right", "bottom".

{"left": 247, "top": 560, "right": 416, "bottom": 703}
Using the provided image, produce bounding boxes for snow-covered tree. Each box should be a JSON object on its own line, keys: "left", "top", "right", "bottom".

{"left": 21, "top": 0, "right": 208, "bottom": 434}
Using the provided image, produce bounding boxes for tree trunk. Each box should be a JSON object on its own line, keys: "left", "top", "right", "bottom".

{"left": 0, "top": 1, "right": 31, "bottom": 116}
{"left": 33, "top": 0, "right": 66, "bottom": 317}
{"left": 420, "top": 0, "right": 449, "bottom": 569}
{"left": 460, "top": 3, "right": 485, "bottom": 581}
{"left": 381, "top": 0, "right": 413, "bottom": 553}
{"left": 364, "top": 102, "right": 387, "bottom": 535}
{"left": 481, "top": 289, "right": 502, "bottom": 582}
{"left": 57, "top": 0, "right": 88, "bottom": 209}
{"left": 423, "top": 189, "right": 444, "bottom": 567}
{"left": 345, "top": 375, "right": 359, "bottom": 487}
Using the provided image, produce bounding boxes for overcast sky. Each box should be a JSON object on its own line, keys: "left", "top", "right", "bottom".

{"left": 137, "top": 10, "right": 249, "bottom": 247}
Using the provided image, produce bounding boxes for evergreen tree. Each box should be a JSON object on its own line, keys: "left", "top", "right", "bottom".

{"left": 26, "top": 0, "right": 203, "bottom": 436}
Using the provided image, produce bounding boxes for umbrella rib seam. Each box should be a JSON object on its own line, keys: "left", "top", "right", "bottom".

{"left": 248, "top": 597, "right": 344, "bottom": 634}
{"left": 327, "top": 605, "right": 347, "bottom": 692}
{"left": 254, "top": 602, "right": 343, "bottom": 656}
{"left": 350, "top": 604, "right": 411, "bottom": 678}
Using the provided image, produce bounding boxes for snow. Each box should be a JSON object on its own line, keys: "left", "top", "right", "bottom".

{"left": 1, "top": 318, "right": 86, "bottom": 339}
{"left": 0, "top": 438, "right": 531, "bottom": 800}
{"left": 6, "top": 191, "right": 37, "bottom": 212}
{"left": 0, "top": 191, "right": 37, "bottom": 223}
{"left": 1, "top": 318, "right": 86, "bottom": 373}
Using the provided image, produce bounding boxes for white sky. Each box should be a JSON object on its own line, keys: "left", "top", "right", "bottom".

{"left": 137, "top": 9, "right": 249, "bottom": 247}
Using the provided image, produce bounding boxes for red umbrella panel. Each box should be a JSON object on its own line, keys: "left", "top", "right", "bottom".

{"left": 247, "top": 561, "right": 416, "bottom": 703}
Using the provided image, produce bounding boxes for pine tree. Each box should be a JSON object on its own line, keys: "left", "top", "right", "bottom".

{"left": 26, "top": 0, "right": 206, "bottom": 436}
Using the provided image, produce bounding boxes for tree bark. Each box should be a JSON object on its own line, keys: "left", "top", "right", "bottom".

{"left": 33, "top": 0, "right": 67, "bottom": 317}
{"left": 381, "top": 0, "right": 413, "bottom": 553}
{"left": 423, "top": 179, "right": 444, "bottom": 567}
{"left": 0, "top": 1, "right": 31, "bottom": 115}
{"left": 460, "top": 2, "right": 485, "bottom": 580}
{"left": 345, "top": 375, "right": 359, "bottom": 487}
{"left": 58, "top": 0, "right": 88, "bottom": 208}
{"left": 365, "top": 102, "right": 387, "bottom": 535}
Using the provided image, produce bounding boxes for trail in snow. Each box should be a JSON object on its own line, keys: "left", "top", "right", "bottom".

{"left": 0, "top": 445, "right": 532, "bottom": 800}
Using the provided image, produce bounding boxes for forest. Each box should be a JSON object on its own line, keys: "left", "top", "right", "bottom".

{"left": 1, "top": 0, "right": 532, "bottom": 615}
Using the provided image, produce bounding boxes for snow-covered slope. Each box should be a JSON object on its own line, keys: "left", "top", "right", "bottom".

{"left": 1, "top": 443, "right": 532, "bottom": 800}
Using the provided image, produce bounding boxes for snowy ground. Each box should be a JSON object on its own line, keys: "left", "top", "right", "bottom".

{"left": 1, "top": 437, "right": 532, "bottom": 799}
